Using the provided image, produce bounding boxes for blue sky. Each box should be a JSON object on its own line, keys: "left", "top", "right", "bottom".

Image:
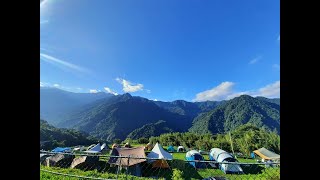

{"left": 40, "top": 0, "right": 280, "bottom": 102}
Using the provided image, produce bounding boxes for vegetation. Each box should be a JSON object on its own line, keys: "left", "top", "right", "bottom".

{"left": 127, "top": 120, "right": 174, "bottom": 139}
{"left": 149, "top": 124, "right": 280, "bottom": 155}
{"left": 40, "top": 119, "right": 97, "bottom": 150}
{"left": 189, "top": 95, "right": 280, "bottom": 135}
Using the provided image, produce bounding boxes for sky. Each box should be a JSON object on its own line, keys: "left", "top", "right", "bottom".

{"left": 40, "top": 0, "right": 280, "bottom": 102}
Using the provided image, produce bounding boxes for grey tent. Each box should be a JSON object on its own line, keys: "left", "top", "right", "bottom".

{"left": 177, "top": 146, "right": 185, "bottom": 152}
{"left": 42, "top": 153, "right": 75, "bottom": 168}
{"left": 209, "top": 148, "right": 243, "bottom": 174}
{"left": 40, "top": 153, "right": 51, "bottom": 164}
{"left": 84, "top": 143, "right": 102, "bottom": 154}
{"left": 70, "top": 156, "right": 99, "bottom": 169}
{"left": 253, "top": 147, "right": 280, "bottom": 161}
{"left": 108, "top": 147, "right": 146, "bottom": 177}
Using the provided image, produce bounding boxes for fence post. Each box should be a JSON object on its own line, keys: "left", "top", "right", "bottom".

{"left": 126, "top": 155, "right": 130, "bottom": 180}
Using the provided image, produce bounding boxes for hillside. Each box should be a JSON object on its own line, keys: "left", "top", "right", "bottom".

{"left": 154, "top": 100, "right": 221, "bottom": 119}
{"left": 126, "top": 120, "right": 174, "bottom": 139}
{"left": 40, "top": 119, "right": 96, "bottom": 150}
{"left": 40, "top": 87, "right": 113, "bottom": 125}
{"left": 57, "top": 94, "right": 192, "bottom": 141}
{"left": 189, "top": 95, "right": 280, "bottom": 134}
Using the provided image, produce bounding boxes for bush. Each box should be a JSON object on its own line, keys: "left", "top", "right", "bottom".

{"left": 172, "top": 169, "right": 184, "bottom": 180}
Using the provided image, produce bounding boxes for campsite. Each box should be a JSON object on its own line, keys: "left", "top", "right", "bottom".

{"left": 40, "top": 141, "right": 279, "bottom": 180}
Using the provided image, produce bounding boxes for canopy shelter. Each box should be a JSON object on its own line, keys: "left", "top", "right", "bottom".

{"left": 253, "top": 147, "right": 280, "bottom": 161}
{"left": 186, "top": 150, "right": 205, "bottom": 169}
{"left": 51, "top": 147, "right": 71, "bottom": 153}
{"left": 209, "top": 148, "right": 243, "bottom": 174}
{"left": 167, "top": 145, "right": 175, "bottom": 152}
{"left": 177, "top": 146, "right": 185, "bottom": 152}
{"left": 108, "top": 147, "right": 146, "bottom": 167}
{"left": 42, "top": 153, "right": 75, "bottom": 168}
{"left": 147, "top": 143, "right": 172, "bottom": 168}
{"left": 108, "top": 147, "right": 146, "bottom": 177}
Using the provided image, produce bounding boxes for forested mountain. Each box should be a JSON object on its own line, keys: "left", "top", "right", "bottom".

{"left": 40, "top": 87, "right": 113, "bottom": 125}
{"left": 40, "top": 119, "right": 97, "bottom": 150}
{"left": 57, "top": 93, "right": 192, "bottom": 141}
{"left": 126, "top": 120, "right": 174, "bottom": 139}
{"left": 189, "top": 95, "right": 280, "bottom": 134}
{"left": 154, "top": 100, "right": 221, "bottom": 119}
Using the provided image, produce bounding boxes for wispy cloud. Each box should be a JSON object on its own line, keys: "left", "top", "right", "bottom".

{"left": 249, "top": 56, "right": 262, "bottom": 65}
{"left": 116, "top": 78, "right": 144, "bottom": 93}
{"left": 193, "top": 81, "right": 280, "bottom": 102}
{"left": 277, "top": 35, "right": 280, "bottom": 41}
{"left": 53, "top": 84, "right": 60, "bottom": 87}
{"left": 273, "top": 64, "right": 280, "bottom": 70}
{"left": 193, "top": 82, "right": 235, "bottom": 101}
{"left": 154, "top": 99, "right": 158, "bottom": 101}
{"left": 146, "top": 89, "right": 151, "bottom": 93}
{"left": 40, "top": 82, "right": 45, "bottom": 87}
{"left": 253, "top": 81, "right": 280, "bottom": 98}
{"left": 40, "top": 53, "right": 90, "bottom": 74}
{"left": 104, "top": 87, "right": 118, "bottom": 95}
{"left": 89, "top": 89, "right": 100, "bottom": 93}
{"left": 40, "top": 0, "right": 48, "bottom": 7}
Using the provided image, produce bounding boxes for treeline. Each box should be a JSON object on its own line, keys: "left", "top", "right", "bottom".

{"left": 40, "top": 119, "right": 97, "bottom": 150}
{"left": 128, "top": 124, "right": 280, "bottom": 156}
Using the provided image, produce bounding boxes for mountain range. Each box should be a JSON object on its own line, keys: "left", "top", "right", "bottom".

{"left": 40, "top": 87, "right": 280, "bottom": 141}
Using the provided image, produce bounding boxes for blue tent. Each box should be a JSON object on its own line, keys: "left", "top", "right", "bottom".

{"left": 52, "top": 147, "right": 71, "bottom": 153}
{"left": 167, "top": 145, "right": 175, "bottom": 152}
{"left": 186, "top": 150, "right": 206, "bottom": 169}
{"left": 250, "top": 152, "right": 255, "bottom": 159}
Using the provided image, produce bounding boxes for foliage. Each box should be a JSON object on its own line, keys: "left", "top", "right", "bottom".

{"left": 172, "top": 169, "right": 184, "bottom": 180}
{"left": 149, "top": 124, "right": 280, "bottom": 155}
{"left": 189, "top": 95, "right": 280, "bottom": 135}
{"left": 127, "top": 120, "right": 174, "bottom": 139}
{"left": 40, "top": 119, "right": 97, "bottom": 150}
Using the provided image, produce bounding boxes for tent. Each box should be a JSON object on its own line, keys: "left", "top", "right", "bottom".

{"left": 145, "top": 143, "right": 154, "bottom": 151}
{"left": 186, "top": 150, "right": 206, "bottom": 169}
{"left": 177, "top": 146, "right": 185, "bottom": 152}
{"left": 84, "top": 143, "right": 102, "bottom": 153}
{"left": 73, "top": 146, "right": 85, "bottom": 151}
{"left": 209, "top": 148, "right": 243, "bottom": 174}
{"left": 108, "top": 147, "right": 146, "bottom": 167}
{"left": 124, "top": 142, "right": 131, "bottom": 148}
{"left": 167, "top": 145, "right": 175, "bottom": 152}
{"left": 42, "top": 153, "right": 75, "bottom": 167}
{"left": 108, "top": 147, "right": 146, "bottom": 177}
{"left": 40, "top": 153, "right": 51, "bottom": 164}
{"left": 70, "top": 156, "right": 99, "bottom": 169}
{"left": 112, "top": 144, "right": 119, "bottom": 149}
{"left": 147, "top": 143, "right": 172, "bottom": 168}
{"left": 253, "top": 147, "right": 280, "bottom": 161}
{"left": 51, "top": 147, "right": 72, "bottom": 153}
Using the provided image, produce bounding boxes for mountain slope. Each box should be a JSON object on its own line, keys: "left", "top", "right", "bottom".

{"left": 154, "top": 100, "right": 221, "bottom": 118}
{"left": 58, "top": 94, "right": 192, "bottom": 141}
{"left": 126, "top": 120, "right": 174, "bottom": 139}
{"left": 40, "top": 87, "right": 113, "bottom": 125}
{"left": 40, "top": 119, "right": 96, "bottom": 150}
{"left": 189, "top": 95, "right": 280, "bottom": 134}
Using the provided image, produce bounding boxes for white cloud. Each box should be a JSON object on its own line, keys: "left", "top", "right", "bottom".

{"left": 146, "top": 89, "right": 151, "bottom": 93}
{"left": 40, "top": 53, "right": 90, "bottom": 74}
{"left": 154, "top": 99, "right": 158, "bottom": 101}
{"left": 116, "top": 78, "right": 144, "bottom": 93}
{"left": 53, "top": 84, "right": 60, "bottom": 87}
{"left": 193, "top": 82, "right": 235, "bottom": 101}
{"left": 40, "top": 82, "right": 45, "bottom": 87}
{"left": 104, "top": 87, "right": 118, "bottom": 95}
{"left": 77, "top": 87, "right": 82, "bottom": 90}
{"left": 273, "top": 64, "right": 280, "bottom": 70}
{"left": 254, "top": 81, "right": 280, "bottom": 98}
{"left": 249, "top": 56, "right": 262, "bottom": 65}
{"left": 193, "top": 81, "right": 280, "bottom": 102}
{"left": 40, "top": 20, "right": 49, "bottom": 24}
{"left": 277, "top": 35, "right": 280, "bottom": 41}
{"left": 89, "top": 89, "right": 100, "bottom": 93}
